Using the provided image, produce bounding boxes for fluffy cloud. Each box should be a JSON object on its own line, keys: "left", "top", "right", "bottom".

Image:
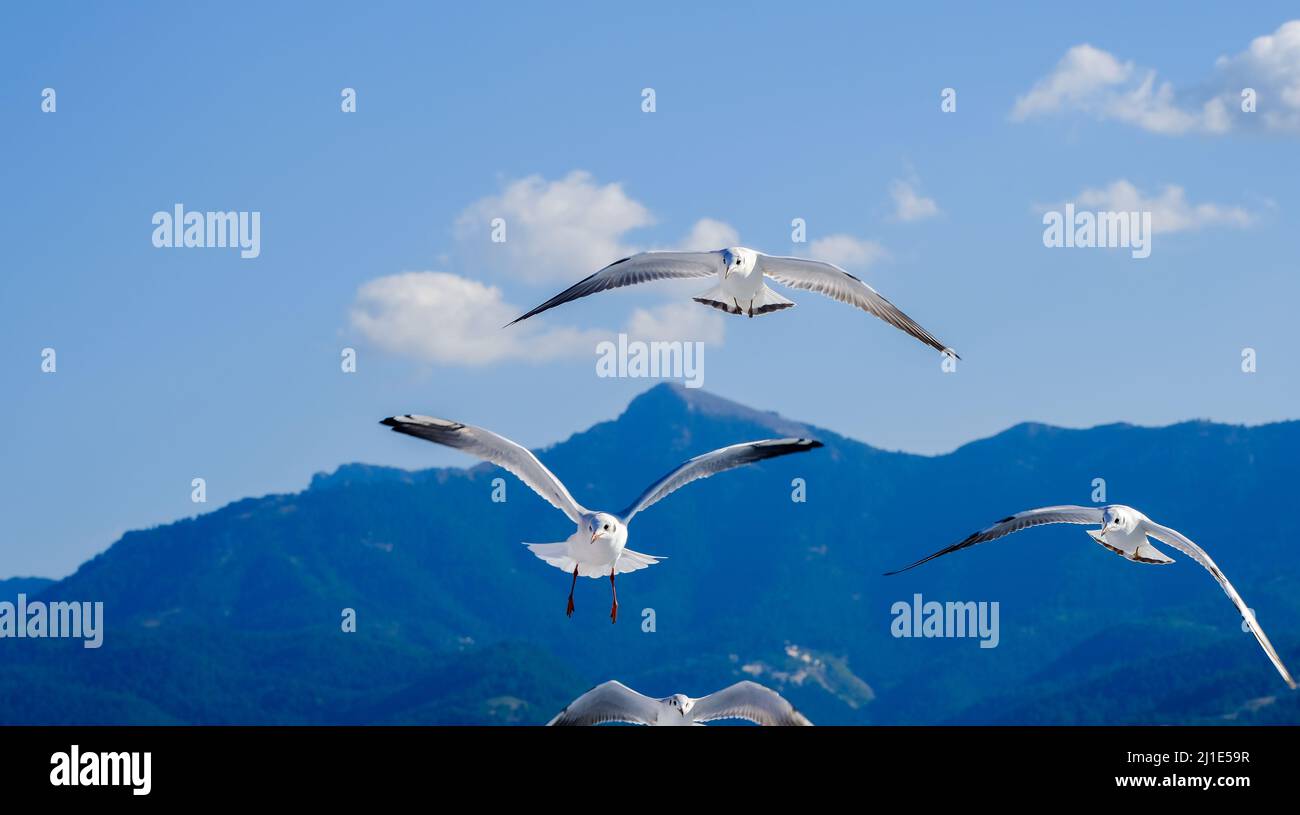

{"left": 357, "top": 171, "right": 744, "bottom": 367}
{"left": 1049, "top": 180, "right": 1255, "bottom": 234}
{"left": 625, "top": 301, "right": 725, "bottom": 344}
{"left": 454, "top": 171, "right": 744, "bottom": 284}
{"left": 890, "top": 179, "right": 940, "bottom": 222}
{"left": 808, "top": 234, "right": 888, "bottom": 269}
{"left": 454, "top": 171, "right": 653, "bottom": 283}
{"left": 1216, "top": 20, "right": 1300, "bottom": 132}
{"left": 1012, "top": 44, "right": 1136, "bottom": 120}
{"left": 350, "top": 271, "right": 724, "bottom": 366}
{"left": 678, "top": 217, "right": 740, "bottom": 250}
{"left": 1012, "top": 21, "right": 1300, "bottom": 135}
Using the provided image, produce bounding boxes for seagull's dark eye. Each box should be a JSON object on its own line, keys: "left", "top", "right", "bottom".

{"left": 603, "top": 524, "right": 610, "bottom": 531}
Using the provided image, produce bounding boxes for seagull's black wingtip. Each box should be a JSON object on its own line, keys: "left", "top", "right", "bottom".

{"left": 503, "top": 311, "right": 536, "bottom": 328}
{"left": 379, "top": 416, "right": 400, "bottom": 427}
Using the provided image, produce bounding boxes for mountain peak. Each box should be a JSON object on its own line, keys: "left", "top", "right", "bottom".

{"left": 621, "top": 383, "right": 814, "bottom": 438}
{"left": 309, "top": 462, "right": 411, "bottom": 491}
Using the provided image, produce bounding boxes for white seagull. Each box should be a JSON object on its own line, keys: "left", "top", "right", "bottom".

{"left": 380, "top": 415, "right": 821, "bottom": 622}
{"left": 506, "top": 247, "right": 957, "bottom": 357}
{"left": 547, "top": 679, "right": 813, "bottom": 726}
{"left": 886, "top": 504, "right": 1297, "bottom": 689}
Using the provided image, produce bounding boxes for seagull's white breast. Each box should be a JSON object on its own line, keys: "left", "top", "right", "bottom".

{"left": 653, "top": 706, "right": 695, "bottom": 726}
{"left": 565, "top": 525, "right": 626, "bottom": 567}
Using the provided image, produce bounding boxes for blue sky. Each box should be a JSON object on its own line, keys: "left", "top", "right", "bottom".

{"left": 4, "top": 3, "right": 1300, "bottom": 578}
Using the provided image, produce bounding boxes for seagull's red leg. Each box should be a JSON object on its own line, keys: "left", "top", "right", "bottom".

{"left": 566, "top": 566, "right": 578, "bottom": 618}
{"left": 609, "top": 567, "right": 619, "bottom": 624}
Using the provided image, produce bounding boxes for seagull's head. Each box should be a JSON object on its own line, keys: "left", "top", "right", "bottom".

{"left": 721, "top": 247, "right": 751, "bottom": 278}
{"left": 1100, "top": 505, "right": 1136, "bottom": 538}
{"left": 666, "top": 694, "right": 694, "bottom": 717}
{"left": 587, "top": 513, "right": 621, "bottom": 544}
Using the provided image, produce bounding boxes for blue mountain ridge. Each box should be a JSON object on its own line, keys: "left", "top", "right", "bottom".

{"left": 1, "top": 383, "right": 1296, "bottom": 724}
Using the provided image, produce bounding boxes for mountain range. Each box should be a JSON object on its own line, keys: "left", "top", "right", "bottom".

{"left": 2, "top": 383, "right": 1297, "bottom": 724}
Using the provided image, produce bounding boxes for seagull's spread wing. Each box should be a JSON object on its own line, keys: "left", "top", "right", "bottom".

{"left": 1143, "top": 521, "right": 1297, "bottom": 689}
{"left": 691, "top": 681, "right": 812, "bottom": 726}
{"left": 886, "top": 505, "right": 1104, "bottom": 575}
{"left": 758, "top": 254, "right": 956, "bottom": 356}
{"left": 507, "top": 251, "right": 724, "bottom": 326}
{"left": 618, "top": 438, "right": 823, "bottom": 523}
{"left": 547, "top": 681, "right": 662, "bottom": 726}
{"left": 380, "top": 415, "right": 587, "bottom": 525}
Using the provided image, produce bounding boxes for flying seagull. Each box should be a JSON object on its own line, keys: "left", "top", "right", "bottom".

{"left": 380, "top": 415, "right": 821, "bottom": 622}
{"left": 886, "top": 504, "right": 1297, "bottom": 689}
{"left": 547, "top": 680, "right": 813, "bottom": 726}
{"left": 506, "top": 247, "right": 957, "bottom": 357}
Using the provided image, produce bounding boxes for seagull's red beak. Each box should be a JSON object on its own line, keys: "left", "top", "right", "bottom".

{"left": 590, "top": 531, "right": 599, "bottom": 544}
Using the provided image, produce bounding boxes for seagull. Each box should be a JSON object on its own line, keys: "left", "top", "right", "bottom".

{"left": 380, "top": 415, "right": 821, "bottom": 623}
{"left": 506, "top": 247, "right": 957, "bottom": 357}
{"left": 547, "top": 679, "right": 813, "bottom": 726}
{"left": 886, "top": 504, "right": 1297, "bottom": 689}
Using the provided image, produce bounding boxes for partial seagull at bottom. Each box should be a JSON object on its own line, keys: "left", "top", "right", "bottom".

{"left": 886, "top": 504, "right": 1297, "bottom": 689}
{"left": 381, "top": 414, "right": 821, "bottom": 623}
{"left": 548, "top": 680, "right": 813, "bottom": 726}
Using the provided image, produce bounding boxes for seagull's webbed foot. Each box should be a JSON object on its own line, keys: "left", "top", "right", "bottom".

{"left": 747, "top": 299, "right": 754, "bottom": 318}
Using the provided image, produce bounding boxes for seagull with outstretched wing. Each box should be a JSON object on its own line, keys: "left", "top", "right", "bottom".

{"left": 381, "top": 415, "right": 821, "bottom": 623}
{"left": 507, "top": 247, "right": 957, "bottom": 357}
{"left": 547, "top": 680, "right": 813, "bottom": 726}
{"left": 886, "top": 504, "right": 1297, "bottom": 689}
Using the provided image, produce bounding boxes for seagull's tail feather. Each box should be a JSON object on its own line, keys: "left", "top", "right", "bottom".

{"left": 692, "top": 283, "right": 794, "bottom": 317}
{"left": 747, "top": 284, "right": 795, "bottom": 316}
{"left": 523, "top": 543, "right": 667, "bottom": 577}
{"left": 692, "top": 284, "right": 742, "bottom": 315}
{"left": 1086, "top": 530, "right": 1175, "bottom": 564}
{"left": 615, "top": 548, "right": 665, "bottom": 575}
{"left": 523, "top": 542, "right": 582, "bottom": 575}
{"left": 523, "top": 543, "right": 662, "bottom": 578}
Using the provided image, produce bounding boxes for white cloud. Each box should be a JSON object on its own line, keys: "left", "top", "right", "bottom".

{"left": 349, "top": 271, "right": 600, "bottom": 365}
{"left": 454, "top": 172, "right": 744, "bottom": 282}
{"left": 1050, "top": 180, "right": 1255, "bottom": 234}
{"left": 808, "top": 234, "right": 888, "bottom": 269}
{"left": 350, "top": 271, "right": 725, "bottom": 366}
{"left": 356, "top": 172, "right": 745, "bottom": 367}
{"left": 678, "top": 217, "right": 740, "bottom": 250}
{"left": 1012, "top": 22, "right": 1300, "bottom": 135}
{"left": 1215, "top": 20, "right": 1300, "bottom": 132}
{"left": 1012, "top": 44, "right": 1135, "bottom": 120}
{"left": 890, "top": 179, "right": 940, "bottom": 222}
{"left": 454, "top": 171, "right": 653, "bottom": 283}
{"left": 626, "top": 301, "right": 725, "bottom": 344}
